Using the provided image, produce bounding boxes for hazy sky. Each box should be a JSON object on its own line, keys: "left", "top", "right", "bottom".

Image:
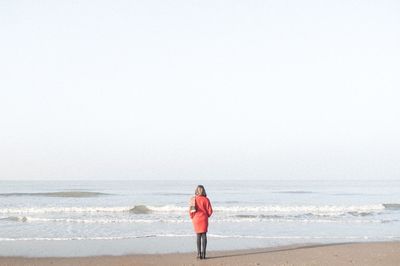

{"left": 1, "top": 0, "right": 399, "bottom": 180}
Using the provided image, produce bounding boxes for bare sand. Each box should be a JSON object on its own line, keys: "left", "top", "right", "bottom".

{"left": 0, "top": 242, "right": 399, "bottom": 266}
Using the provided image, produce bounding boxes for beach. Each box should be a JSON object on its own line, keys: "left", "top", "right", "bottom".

{"left": 0, "top": 242, "right": 399, "bottom": 266}
{"left": 1, "top": 180, "right": 399, "bottom": 264}
{"left": 1, "top": 180, "right": 399, "bottom": 253}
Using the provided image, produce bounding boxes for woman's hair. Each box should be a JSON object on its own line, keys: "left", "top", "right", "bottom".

{"left": 195, "top": 185, "right": 207, "bottom": 197}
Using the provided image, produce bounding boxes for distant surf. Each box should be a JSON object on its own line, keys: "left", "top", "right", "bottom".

{"left": 0, "top": 203, "right": 391, "bottom": 217}
{"left": 0, "top": 216, "right": 28, "bottom": 222}
{"left": 383, "top": 203, "right": 400, "bottom": 210}
{"left": 129, "top": 205, "right": 152, "bottom": 214}
{"left": 273, "top": 191, "right": 314, "bottom": 194}
{"left": 0, "top": 191, "right": 110, "bottom": 198}
{"left": 0, "top": 234, "right": 398, "bottom": 242}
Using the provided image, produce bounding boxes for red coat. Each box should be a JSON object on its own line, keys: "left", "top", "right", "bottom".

{"left": 190, "top": 195, "right": 213, "bottom": 233}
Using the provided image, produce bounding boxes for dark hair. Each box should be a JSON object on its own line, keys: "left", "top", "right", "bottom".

{"left": 195, "top": 185, "right": 207, "bottom": 197}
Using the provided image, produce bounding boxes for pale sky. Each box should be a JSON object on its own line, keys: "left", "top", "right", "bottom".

{"left": 1, "top": 0, "right": 399, "bottom": 180}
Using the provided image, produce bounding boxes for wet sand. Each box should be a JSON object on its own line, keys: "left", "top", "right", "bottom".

{"left": 0, "top": 242, "right": 399, "bottom": 266}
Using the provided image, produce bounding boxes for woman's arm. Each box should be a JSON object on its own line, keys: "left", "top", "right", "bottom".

{"left": 189, "top": 196, "right": 196, "bottom": 219}
{"left": 207, "top": 198, "right": 213, "bottom": 217}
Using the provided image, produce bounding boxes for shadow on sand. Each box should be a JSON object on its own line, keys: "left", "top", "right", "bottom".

{"left": 207, "top": 242, "right": 353, "bottom": 260}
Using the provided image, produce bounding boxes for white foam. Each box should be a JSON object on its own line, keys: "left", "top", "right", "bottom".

{"left": 22, "top": 217, "right": 190, "bottom": 224}
{"left": 213, "top": 218, "right": 384, "bottom": 224}
{"left": 0, "top": 234, "right": 194, "bottom": 241}
{"left": 2, "top": 215, "right": 387, "bottom": 225}
{"left": 207, "top": 234, "right": 399, "bottom": 240}
{"left": 0, "top": 206, "right": 132, "bottom": 214}
{"left": 1, "top": 235, "right": 397, "bottom": 242}
{"left": 213, "top": 204, "right": 385, "bottom": 215}
{"left": 0, "top": 204, "right": 385, "bottom": 215}
{"left": 0, "top": 205, "right": 188, "bottom": 214}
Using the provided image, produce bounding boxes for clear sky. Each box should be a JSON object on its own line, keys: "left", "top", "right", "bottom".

{"left": 1, "top": 0, "right": 399, "bottom": 180}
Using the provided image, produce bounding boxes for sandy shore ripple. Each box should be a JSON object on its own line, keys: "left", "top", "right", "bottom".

{"left": 0, "top": 242, "right": 399, "bottom": 266}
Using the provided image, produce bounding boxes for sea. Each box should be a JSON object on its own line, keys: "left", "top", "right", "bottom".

{"left": 0, "top": 179, "right": 399, "bottom": 257}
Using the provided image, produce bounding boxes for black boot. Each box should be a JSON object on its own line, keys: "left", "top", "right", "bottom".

{"left": 196, "top": 233, "right": 202, "bottom": 259}
{"left": 201, "top": 251, "right": 206, "bottom": 260}
{"left": 201, "top": 233, "right": 207, "bottom": 259}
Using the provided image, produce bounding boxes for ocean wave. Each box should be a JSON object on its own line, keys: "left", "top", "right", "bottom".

{"left": 0, "top": 236, "right": 156, "bottom": 241}
{"left": 383, "top": 203, "right": 400, "bottom": 210}
{"left": 235, "top": 214, "right": 258, "bottom": 218}
{"left": 2, "top": 234, "right": 398, "bottom": 242}
{"left": 347, "top": 211, "right": 375, "bottom": 217}
{"left": 0, "top": 216, "right": 190, "bottom": 224}
{"left": 0, "top": 234, "right": 194, "bottom": 241}
{"left": 129, "top": 205, "right": 152, "bottom": 214}
{"left": 214, "top": 204, "right": 385, "bottom": 216}
{"left": 273, "top": 191, "right": 314, "bottom": 194}
{"left": 0, "top": 206, "right": 132, "bottom": 214}
{"left": 0, "top": 205, "right": 187, "bottom": 214}
{"left": 0, "top": 204, "right": 387, "bottom": 217}
{"left": 332, "top": 193, "right": 361, "bottom": 196}
{"left": 0, "top": 216, "right": 28, "bottom": 222}
{"left": 227, "top": 213, "right": 393, "bottom": 224}
{"left": 0, "top": 191, "right": 109, "bottom": 198}
{"left": 157, "top": 192, "right": 192, "bottom": 196}
{"left": 2, "top": 214, "right": 394, "bottom": 225}
{"left": 207, "top": 234, "right": 400, "bottom": 240}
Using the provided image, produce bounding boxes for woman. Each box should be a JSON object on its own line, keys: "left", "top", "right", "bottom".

{"left": 189, "top": 185, "right": 213, "bottom": 260}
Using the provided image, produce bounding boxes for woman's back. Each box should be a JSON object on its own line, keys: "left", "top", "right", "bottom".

{"left": 189, "top": 185, "right": 212, "bottom": 260}
{"left": 194, "top": 195, "right": 212, "bottom": 219}
{"left": 191, "top": 195, "right": 212, "bottom": 233}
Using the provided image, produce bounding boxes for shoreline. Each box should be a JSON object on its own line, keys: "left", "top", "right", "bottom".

{"left": 0, "top": 241, "right": 399, "bottom": 265}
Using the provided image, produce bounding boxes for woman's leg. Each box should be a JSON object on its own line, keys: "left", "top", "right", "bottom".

{"left": 196, "top": 233, "right": 202, "bottom": 258}
{"left": 201, "top": 233, "right": 207, "bottom": 259}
